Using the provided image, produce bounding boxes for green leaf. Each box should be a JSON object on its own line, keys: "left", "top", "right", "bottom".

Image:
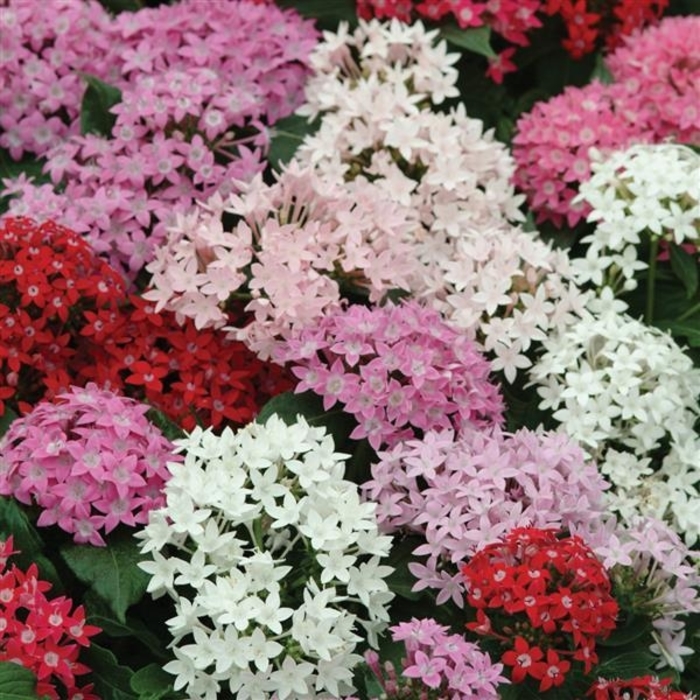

{"left": 591, "top": 52, "right": 613, "bottom": 84}
{"left": 130, "top": 664, "right": 178, "bottom": 700}
{"left": 440, "top": 25, "right": 496, "bottom": 59}
{"left": 0, "top": 498, "right": 61, "bottom": 587}
{"left": 0, "top": 662, "right": 41, "bottom": 700}
{"left": 669, "top": 243, "right": 699, "bottom": 298}
{"left": 655, "top": 320, "right": 700, "bottom": 347}
{"left": 0, "top": 406, "right": 17, "bottom": 438}
{"left": 598, "top": 614, "right": 649, "bottom": 647}
{"left": 97, "top": 0, "right": 143, "bottom": 11}
{"left": 86, "top": 609, "right": 170, "bottom": 662}
{"left": 275, "top": 0, "right": 357, "bottom": 22}
{"left": 385, "top": 537, "right": 424, "bottom": 601}
{"left": 83, "top": 644, "right": 137, "bottom": 700}
{"left": 61, "top": 530, "right": 149, "bottom": 622}
{"left": 80, "top": 74, "right": 122, "bottom": 137}
{"left": 595, "top": 651, "right": 657, "bottom": 679}
{"left": 267, "top": 114, "right": 319, "bottom": 171}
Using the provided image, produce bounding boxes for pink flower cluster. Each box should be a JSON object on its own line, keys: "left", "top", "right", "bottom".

{"left": 0, "top": 384, "right": 178, "bottom": 546}
{"left": 0, "top": 0, "right": 115, "bottom": 159}
{"left": 276, "top": 301, "right": 504, "bottom": 450}
{"left": 145, "top": 163, "right": 418, "bottom": 359}
{"left": 512, "top": 80, "right": 651, "bottom": 228}
{"left": 364, "top": 426, "right": 608, "bottom": 604}
{"left": 607, "top": 15, "right": 700, "bottom": 145}
{"left": 513, "top": 15, "right": 700, "bottom": 229}
{"left": 365, "top": 617, "right": 505, "bottom": 699}
{"left": 2, "top": 0, "right": 318, "bottom": 278}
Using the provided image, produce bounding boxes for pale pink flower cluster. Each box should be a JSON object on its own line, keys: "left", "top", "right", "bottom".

{"left": 365, "top": 617, "right": 506, "bottom": 699}
{"left": 294, "top": 18, "right": 586, "bottom": 382}
{"left": 145, "top": 163, "right": 418, "bottom": 359}
{"left": 0, "top": 0, "right": 116, "bottom": 159}
{"left": 576, "top": 516, "right": 700, "bottom": 672}
{"left": 607, "top": 16, "right": 700, "bottom": 145}
{"left": 3, "top": 0, "right": 317, "bottom": 278}
{"left": 365, "top": 426, "right": 608, "bottom": 605}
{"left": 275, "top": 302, "right": 504, "bottom": 450}
{"left": 0, "top": 384, "right": 177, "bottom": 546}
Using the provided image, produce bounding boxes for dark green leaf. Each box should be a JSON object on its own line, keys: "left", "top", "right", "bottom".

{"left": 146, "top": 407, "right": 186, "bottom": 442}
{"left": 385, "top": 537, "right": 423, "bottom": 600}
{"left": 0, "top": 406, "right": 17, "bottom": 438}
{"left": 275, "top": 0, "right": 357, "bottom": 23}
{"left": 86, "top": 612, "right": 170, "bottom": 661}
{"left": 669, "top": 243, "right": 699, "bottom": 298}
{"left": 97, "top": 0, "right": 143, "bottom": 11}
{"left": 655, "top": 320, "right": 700, "bottom": 347}
{"left": 0, "top": 662, "right": 41, "bottom": 700}
{"left": 267, "top": 114, "right": 319, "bottom": 171}
{"left": 0, "top": 498, "right": 61, "bottom": 587}
{"left": 441, "top": 25, "right": 496, "bottom": 59}
{"left": 598, "top": 615, "right": 649, "bottom": 647}
{"left": 130, "top": 664, "right": 178, "bottom": 700}
{"left": 80, "top": 74, "right": 122, "bottom": 137}
{"left": 83, "top": 644, "right": 138, "bottom": 700}
{"left": 61, "top": 530, "right": 149, "bottom": 622}
{"left": 595, "top": 651, "right": 657, "bottom": 679}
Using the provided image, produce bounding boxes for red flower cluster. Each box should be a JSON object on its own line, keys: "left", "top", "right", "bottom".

{"left": 0, "top": 217, "right": 292, "bottom": 431}
{"left": 355, "top": 0, "right": 668, "bottom": 81}
{"left": 461, "top": 527, "right": 618, "bottom": 692}
{"left": 588, "top": 675, "right": 692, "bottom": 700}
{"left": 0, "top": 537, "right": 101, "bottom": 700}
{"left": 543, "top": 0, "right": 669, "bottom": 59}
{"left": 75, "top": 296, "right": 294, "bottom": 432}
{"left": 0, "top": 216, "right": 125, "bottom": 415}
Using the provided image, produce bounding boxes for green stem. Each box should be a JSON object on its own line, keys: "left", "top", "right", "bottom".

{"left": 645, "top": 237, "right": 660, "bottom": 324}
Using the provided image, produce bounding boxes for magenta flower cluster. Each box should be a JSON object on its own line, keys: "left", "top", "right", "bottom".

{"left": 365, "top": 617, "right": 505, "bottom": 699}
{"left": 2, "top": 0, "right": 318, "bottom": 278}
{"left": 512, "top": 15, "right": 700, "bottom": 229}
{"left": 0, "top": 384, "right": 178, "bottom": 546}
{"left": 276, "top": 301, "right": 504, "bottom": 450}
{"left": 0, "top": 0, "right": 115, "bottom": 160}
{"left": 364, "top": 426, "right": 609, "bottom": 605}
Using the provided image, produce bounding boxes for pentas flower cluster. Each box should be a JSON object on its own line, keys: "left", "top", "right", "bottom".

{"left": 513, "top": 15, "right": 699, "bottom": 229}
{"left": 573, "top": 143, "right": 700, "bottom": 295}
{"left": 276, "top": 302, "right": 504, "bottom": 450}
{"left": 577, "top": 516, "right": 700, "bottom": 672}
{"left": 295, "top": 18, "right": 587, "bottom": 381}
{"left": 529, "top": 308, "right": 700, "bottom": 543}
{"left": 0, "top": 0, "right": 115, "bottom": 159}
{"left": 137, "top": 416, "right": 394, "bottom": 700}
{"left": 589, "top": 676, "right": 695, "bottom": 700}
{"left": 145, "top": 163, "right": 418, "bottom": 360}
{"left": 0, "top": 537, "right": 101, "bottom": 700}
{"left": 0, "top": 216, "right": 125, "bottom": 415}
{"left": 364, "top": 617, "right": 506, "bottom": 699}
{"left": 3, "top": 0, "right": 318, "bottom": 278}
{"left": 354, "top": 0, "right": 667, "bottom": 82}
{"left": 0, "top": 384, "right": 177, "bottom": 546}
{"left": 512, "top": 80, "right": 651, "bottom": 228}
{"left": 365, "top": 426, "right": 608, "bottom": 603}
{"left": 76, "top": 295, "right": 293, "bottom": 432}
{"left": 607, "top": 16, "right": 700, "bottom": 145}
{"left": 461, "top": 527, "right": 618, "bottom": 692}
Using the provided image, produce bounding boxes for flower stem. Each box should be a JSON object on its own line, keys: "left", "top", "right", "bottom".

{"left": 645, "top": 237, "right": 660, "bottom": 324}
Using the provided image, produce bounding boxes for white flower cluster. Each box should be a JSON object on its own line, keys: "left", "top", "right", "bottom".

{"left": 295, "top": 18, "right": 586, "bottom": 383}
{"left": 137, "top": 415, "right": 394, "bottom": 700}
{"left": 530, "top": 308, "right": 700, "bottom": 543}
{"left": 573, "top": 143, "right": 700, "bottom": 294}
